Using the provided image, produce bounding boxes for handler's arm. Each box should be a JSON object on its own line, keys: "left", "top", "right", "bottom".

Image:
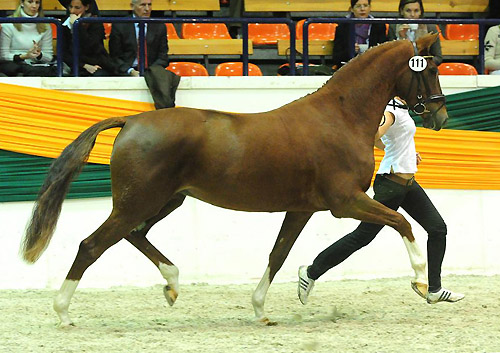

{"left": 374, "top": 111, "right": 395, "bottom": 149}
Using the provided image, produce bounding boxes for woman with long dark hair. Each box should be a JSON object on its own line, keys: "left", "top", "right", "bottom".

{"left": 61, "top": 0, "right": 117, "bottom": 76}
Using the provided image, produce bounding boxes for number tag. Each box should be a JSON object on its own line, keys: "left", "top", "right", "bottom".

{"left": 409, "top": 56, "right": 427, "bottom": 72}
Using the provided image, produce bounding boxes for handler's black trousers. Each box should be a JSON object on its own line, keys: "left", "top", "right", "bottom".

{"left": 308, "top": 174, "right": 447, "bottom": 292}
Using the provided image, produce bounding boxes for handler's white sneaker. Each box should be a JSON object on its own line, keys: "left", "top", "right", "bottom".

{"left": 426, "top": 287, "right": 465, "bottom": 304}
{"left": 298, "top": 266, "right": 315, "bottom": 305}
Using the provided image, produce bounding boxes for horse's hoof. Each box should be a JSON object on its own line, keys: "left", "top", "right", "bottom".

{"left": 259, "top": 317, "right": 278, "bottom": 326}
{"left": 411, "top": 281, "right": 429, "bottom": 299}
{"left": 163, "top": 285, "right": 178, "bottom": 306}
{"left": 58, "top": 321, "right": 75, "bottom": 328}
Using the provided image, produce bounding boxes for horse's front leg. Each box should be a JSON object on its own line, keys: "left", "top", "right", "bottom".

{"left": 337, "top": 192, "right": 428, "bottom": 295}
{"left": 252, "top": 211, "right": 313, "bottom": 325}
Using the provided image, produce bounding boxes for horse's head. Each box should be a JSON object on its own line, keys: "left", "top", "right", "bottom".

{"left": 396, "top": 33, "right": 448, "bottom": 131}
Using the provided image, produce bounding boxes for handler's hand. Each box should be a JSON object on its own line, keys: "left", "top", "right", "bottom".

{"left": 416, "top": 152, "right": 422, "bottom": 165}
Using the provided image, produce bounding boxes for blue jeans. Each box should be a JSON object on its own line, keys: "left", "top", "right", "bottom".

{"left": 308, "top": 174, "right": 447, "bottom": 292}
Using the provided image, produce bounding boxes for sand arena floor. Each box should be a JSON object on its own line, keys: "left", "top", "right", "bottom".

{"left": 1, "top": 275, "right": 499, "bottom": 353}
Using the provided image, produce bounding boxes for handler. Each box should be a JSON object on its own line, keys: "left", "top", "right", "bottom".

{"left": 298, "top": 97, "right": 465, "bottom": 305}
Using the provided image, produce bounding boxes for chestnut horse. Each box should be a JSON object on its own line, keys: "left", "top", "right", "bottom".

{"left": 21, "top": 34, "right": 447, "bottom": 326}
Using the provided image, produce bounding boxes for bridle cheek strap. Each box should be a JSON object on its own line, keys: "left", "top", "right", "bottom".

{"left": 405, "top": 68, "right": 446, "bottom": 116}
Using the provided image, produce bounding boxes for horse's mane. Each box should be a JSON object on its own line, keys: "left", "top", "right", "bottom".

{"left": 280, "top": 40, "right": 412, "bottom": 108}
{"left": 328, "top": 39, "right": 411, "bottom": 82}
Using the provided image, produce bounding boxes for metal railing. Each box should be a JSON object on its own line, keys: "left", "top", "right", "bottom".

{"left": 1, "top": 16, "right": 498, "bottom": 76}
{"left": 0, "top": 17, "right": 64, "bottom": 76}
{"left": 73, "top": 17, "right": 297, "bottom": 76}
{"left": 302, "top": 17, "right": 500, "bottom": 75}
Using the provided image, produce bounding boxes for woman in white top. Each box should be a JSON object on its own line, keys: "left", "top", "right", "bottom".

{"left": 484, "top": 24, "right": 500, "bottom": 75}
{"left": 298, "top": 97, "right": 464, "bottom": 305}
{"left": 0, "top": 0, "right": 54, "bottom": 76}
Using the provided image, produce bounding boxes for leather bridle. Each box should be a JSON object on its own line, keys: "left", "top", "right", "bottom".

{"left": 403, "top": 55, "right": 446, "bottom": 116}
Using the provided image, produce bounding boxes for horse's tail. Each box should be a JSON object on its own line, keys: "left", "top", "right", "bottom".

{"left": 20, "top": 117, "right": 127, "bottom": 263}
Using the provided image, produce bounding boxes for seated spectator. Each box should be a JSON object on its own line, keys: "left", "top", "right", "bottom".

{"left": 484, "top": 24, "right": 500, "bottom": 74}
{"left": 388, "top": 0, "right": 442, "bottom": 65}
{"left": 109, "top": 0, "right": 169, "bottom": 77}
{"left": 61, "top": 0, "right": 117, "bottom": 76}
{"left": 58, "top": 0, "right": 99, "bottom": 16}
{"left": 0, "top": 0, "right": 55, "bottom": 77}
{"left": 332, "top": 0, "right": 387, "bottom": 69}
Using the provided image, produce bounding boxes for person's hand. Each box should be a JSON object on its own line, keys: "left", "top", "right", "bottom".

{"left": 32, "top": 40, "right": 41, "bottom": 57}
{"left": 354, "top": 42, "right": 360, "bottom": 54}
{"left": 129, "top": 69, "right": 140, "bottom": 77}
{"left": 69, "top": 13, "right": 81, "bottom": 25}
{"left": 83, "top": 64, "right": 101, "bottom": 74}
{"left": 398, "top": 24, "right": 410, "bottom": 39}
{"left": 416, "top": 152, "right": 422, "bottom": 165}
{"left": 23, "top": 42, "right": 42, "bottom": 60}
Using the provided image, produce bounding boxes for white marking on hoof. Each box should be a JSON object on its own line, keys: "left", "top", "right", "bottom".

{"left": 159, "top": 263, "right": 179, "bottom": 305}
{"left": 53, "top": 279, "right": 79, "bottom": 327}
{"left": 252, "top": 267, "right": 270, "bottom": 320}
{"left": 403, "top": 237, "right": 428, "bottom": 286}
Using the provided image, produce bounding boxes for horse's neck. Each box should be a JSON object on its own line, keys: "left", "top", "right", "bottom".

{"left": 318, "top": 42, "right": 412, "bottom": 129}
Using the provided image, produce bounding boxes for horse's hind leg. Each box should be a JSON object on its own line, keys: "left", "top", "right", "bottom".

{"left": 125, "top": 193, "right": 186, "bottom": 306}
{"left": 252, "top": 211, "right": 313, "bottom": 325}
{"left": 54, "top": 211, "right": 137, "bottom": 327}
{"left": 336, "top": 192, "right": 428, "bottom": 294}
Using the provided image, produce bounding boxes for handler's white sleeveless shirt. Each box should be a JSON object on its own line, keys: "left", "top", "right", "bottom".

{"left": 377, "top": 100, "right": 418, "bottom": 174}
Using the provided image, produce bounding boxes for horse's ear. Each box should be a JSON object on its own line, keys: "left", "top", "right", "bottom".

{"left": 416, "top": 33, "right": 439, "bottom": 55}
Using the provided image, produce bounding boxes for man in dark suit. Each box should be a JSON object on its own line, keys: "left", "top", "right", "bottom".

{"left": 109, "top": 0, "right": 169, "bottom": 76}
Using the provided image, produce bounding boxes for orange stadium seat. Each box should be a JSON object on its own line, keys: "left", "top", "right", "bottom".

{"left": 438, "top": 62, "right": 478, "bottom": 75}
{"left": 181, "top": 23, "right": 231, "bottom": 39}
{"left": 166, "top": 23, "right": 180, "bottom": 39}
{"left": 248, "top": 23, "right": 290, "bottom": 45}
{"left": 166, "top": 62, "right": 209, "bottom": 76}
{"left": 215, "top": 62, "right": 263, "bottom": 76}
{"left": 445, "top": 24, "right": 479, "bottom": 40}
{"left": 296, "top": 20, "right": 337, "bottom": 40}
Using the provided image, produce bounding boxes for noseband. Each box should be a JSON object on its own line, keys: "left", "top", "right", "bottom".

{"left": 404, "top": 55, "right": 446, "bottom": 116}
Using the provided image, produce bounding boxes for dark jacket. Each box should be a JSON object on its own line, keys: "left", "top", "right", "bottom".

{"left": 387, "top": 23, "right": 443, "bottom": 65}
{"left": 109, "top": 21, "right": 169, "bottom": 75}
{"left": 332, "top": 21, "right": 387, "bottom": 68}
{"left": 62, "top": 20, "right": 117, "bottom": 74}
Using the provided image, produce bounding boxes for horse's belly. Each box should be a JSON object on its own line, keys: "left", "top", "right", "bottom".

{"left": 183, "top": 187, "right": 327, "bottom": 213}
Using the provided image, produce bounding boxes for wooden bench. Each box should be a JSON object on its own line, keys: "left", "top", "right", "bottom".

{"left": 245, "top": 0, "right": 488, "bottom": 13}
{"left": 277, "top": 39, "right": 479, "bottom": 56}
{"left": 103, "top": 39, "right": 252, "bottom": 67}
{"left": 168, "top": 39, "right": 253, "bottom": 55}
{"left": 0, "top": 0, "right": 220, "bottom": 11}
{"left": 96, "top": 0, "right": 220, "bottom": 11}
